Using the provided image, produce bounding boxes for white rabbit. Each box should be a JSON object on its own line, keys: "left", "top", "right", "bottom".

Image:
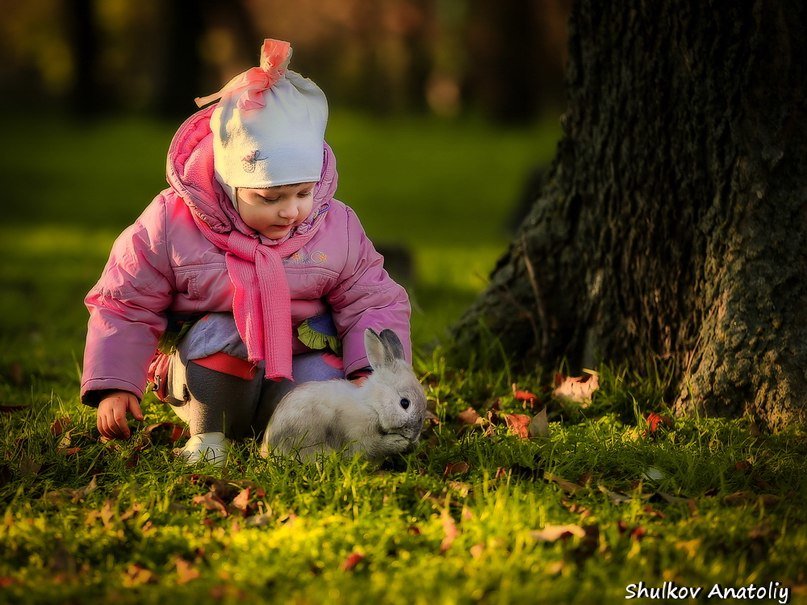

{"left": 261, "top": 328, "right": 427, "bottom": 461}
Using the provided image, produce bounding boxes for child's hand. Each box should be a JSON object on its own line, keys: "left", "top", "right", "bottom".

{"left": 97, "top": 391, "right": 144, "bottom": 440}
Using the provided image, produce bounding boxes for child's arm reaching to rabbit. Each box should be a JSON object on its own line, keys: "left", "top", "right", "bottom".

{"left": 97, "top": 390, "right": 144, "bottom": 439}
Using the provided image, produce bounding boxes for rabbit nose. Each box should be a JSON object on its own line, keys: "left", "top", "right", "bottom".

{"left": 400, "top": 398, "right": 410, "bottom": 410}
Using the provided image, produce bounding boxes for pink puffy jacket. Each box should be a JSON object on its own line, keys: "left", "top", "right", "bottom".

{"left": 81, "top": 107, "right": 411, "bottom": 404}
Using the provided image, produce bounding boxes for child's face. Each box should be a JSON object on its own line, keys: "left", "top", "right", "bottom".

{"left": 236, "top": 183, "right": 316, "bottom": 239}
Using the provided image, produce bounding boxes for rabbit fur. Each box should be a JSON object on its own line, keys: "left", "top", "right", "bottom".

{"left": 261, "top": 328, "right": 426, "bottom": 461}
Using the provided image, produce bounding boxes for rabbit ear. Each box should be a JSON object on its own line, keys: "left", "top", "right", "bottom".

{"left": 364, "top": 328, "right": 388, "bottom": 370}
{"left": 379, "top": 329, "right": 405, "bottom": 361}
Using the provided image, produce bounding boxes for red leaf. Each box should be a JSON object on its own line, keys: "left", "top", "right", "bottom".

{"left": 512, "top": 383, "right": 538, "bottom": 408}
{"left": 504, "top": 414, "right": 531, "bottom": 439}
{"left": 340, "top": 552, "right": 365, "bottom": 571}
{"left": 646, "top": 412, "right": 673, "bottom": 434}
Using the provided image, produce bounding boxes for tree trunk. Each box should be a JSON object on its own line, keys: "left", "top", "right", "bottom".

{"left": 451, "top": 1, "right": 807, "bottom": 430}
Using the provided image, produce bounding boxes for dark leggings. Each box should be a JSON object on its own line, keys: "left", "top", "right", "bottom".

{"left": 166, "top": 351, "right": 344, "bottom": 439}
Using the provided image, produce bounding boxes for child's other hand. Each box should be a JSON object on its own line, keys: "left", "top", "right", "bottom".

{"left": 97, "top": 391, "right": 144, "bottom": 439}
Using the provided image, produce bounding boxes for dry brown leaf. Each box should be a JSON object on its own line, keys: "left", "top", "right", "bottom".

{"left": 231, "top": 488, "right": 252, "bottom": 513}
{"left": 19, "top": 455, "right": 41, "bottom": 477}
{"left": 123, "top": 564, "right": 156, "bottom": 586}
{"left": 443, "top": 461, "right": 470, "bottom": 476}
{"left": 457, "top": 407, "right": 482, "bottom": 425}
{"left": 543, "top": 472, "right": 585, "bottom": 494}
{"left": 175, "top": 558, "right": 201, "bottom": 585}
{"left": 529, "top": 408, "right": 549, "bottom": 438}
{"left": 193, "top": 492, "right": 229, "bottom": 517}
{"left": 43, "top": 476, "right": 98, "bottom": 506}
{"left": 50, "top": 416, "right": 72, "bottom": 437}
{"left": 340, "top": 551, "right": 365, "bottom": 572}
{"left": 598, "top": 484, "right": 633, "bottom": 505}
{"left": 504, "top": 413, "right": 531, "bottom": 439}
{"left": 553, "top": 371, "right": 599, "bottom": 402}
{"left": 656, "top": 491, "right": 695, "bottom": 508}
{"left": 531, "top": 524, "right": 587, "bottom": 542}
{"left": 440, "top": 511, "right": 459, "bottom": 553}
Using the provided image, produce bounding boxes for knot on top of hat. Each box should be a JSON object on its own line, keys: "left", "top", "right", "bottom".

{"left": 195, "top": 39, "right": 292, "bottom": 111}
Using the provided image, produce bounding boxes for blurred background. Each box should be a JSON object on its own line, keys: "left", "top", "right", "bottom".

{"left": 0, "top": 0, "right": 569, "bottom": 393}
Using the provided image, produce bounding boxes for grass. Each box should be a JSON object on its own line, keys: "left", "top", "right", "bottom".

{"left": 1, "top": 110, "right": 806, "bottom": 604}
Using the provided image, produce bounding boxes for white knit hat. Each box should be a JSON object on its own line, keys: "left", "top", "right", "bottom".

{"left": 195, "top": 40, "right": 328, "bottom": 205}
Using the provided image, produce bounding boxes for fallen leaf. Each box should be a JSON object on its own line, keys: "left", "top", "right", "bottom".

{"left": 543, "top": 472, "right": 584, "bottom": 494}
{"left": 457, "top": 407, "right": 482, "bottom": 425}
{"left": 0, "top": 577, "right": 15, "bottom": 587}
{"left": 340, "top": 551, "right": 365, "bottom": 571}
{"left": 531, "top": 524, "right": 587, "bottom": 542}
{"left": 443, "top": 461, "right": 470, "bottom": 476}
{"left": 231, "top": 487, "right": 260, "bottom": 516}
{"left": 512, "top": 384, "right": 538, "bottom": 409}
{"left": 617, "top": 520, "right": 647, "bottom": 540}
{"left": 0, "top": 404, "right": 29, "bottom": 414}
{"left": 424, "top": 410, "right": 440, "bottom": 426}
{"left": 50, "top": 416, "right": 72, "bottom": 437}
{"left": 553, "top": 371, "right": 599, "bottom": 403}
{"left": 440, "top": 511, "right": 459, "bottom": 553}
{"left": 504, "top": 413, "right": 531, "bottom": 439}
{"left": 144, "top": 423, "right": 189, "bottom": 445}
{"left": 19, "top": 455, "right": 41, "bottom": 477}
{"left": 561, "top": 499, "right": 592, "bottom": 518}
{"left": 123, "top": 564, "right": 156, "bottom": 586}
{"left": 175, "top": 558, "right": 200, "bottom": 584}
{"left": 193, "top": 492, "right": 229, "bottom": 517}
{"left": 43, "top": 476, "right": 98, "bottom": 505}
{"left": 598, "top": 484, "right": 632, "bottom": 505}
{"left": 528, "top": 407, "right": 549, "bottom": 438}
{"left": 646, "top": 412, "right": 673, "bottom": 434}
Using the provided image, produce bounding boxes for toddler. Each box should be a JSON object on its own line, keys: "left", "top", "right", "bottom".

{"left": 81, "top": 39, "right": 411, "bottom": 464}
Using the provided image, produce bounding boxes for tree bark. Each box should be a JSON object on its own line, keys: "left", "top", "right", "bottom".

{"left": 451, "top": 1, "right": 807, "bottom": 430}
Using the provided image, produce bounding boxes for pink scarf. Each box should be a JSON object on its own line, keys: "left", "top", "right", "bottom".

{"left": 191, "top": 214, "right": 320, "bottom": 381}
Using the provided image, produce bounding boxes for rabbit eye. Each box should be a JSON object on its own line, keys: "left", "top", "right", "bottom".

{"left": 400, "top": 398, "right": 410, "bottom": 410}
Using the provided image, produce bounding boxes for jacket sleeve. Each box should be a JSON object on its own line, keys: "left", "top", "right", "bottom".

{"left": 81, "top": 197, "right": 174, "bottom": 405}
{"left": 326, "top": 206, "right": 412, "bottom": 376}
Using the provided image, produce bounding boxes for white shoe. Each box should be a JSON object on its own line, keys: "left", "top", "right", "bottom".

{"left": 176, "top": 432, "right": 230, "bottom": 466}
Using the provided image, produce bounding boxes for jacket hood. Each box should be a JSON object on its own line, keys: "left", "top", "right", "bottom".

{"left": 165, "top": 105, "right": 337, "bottom": 242}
